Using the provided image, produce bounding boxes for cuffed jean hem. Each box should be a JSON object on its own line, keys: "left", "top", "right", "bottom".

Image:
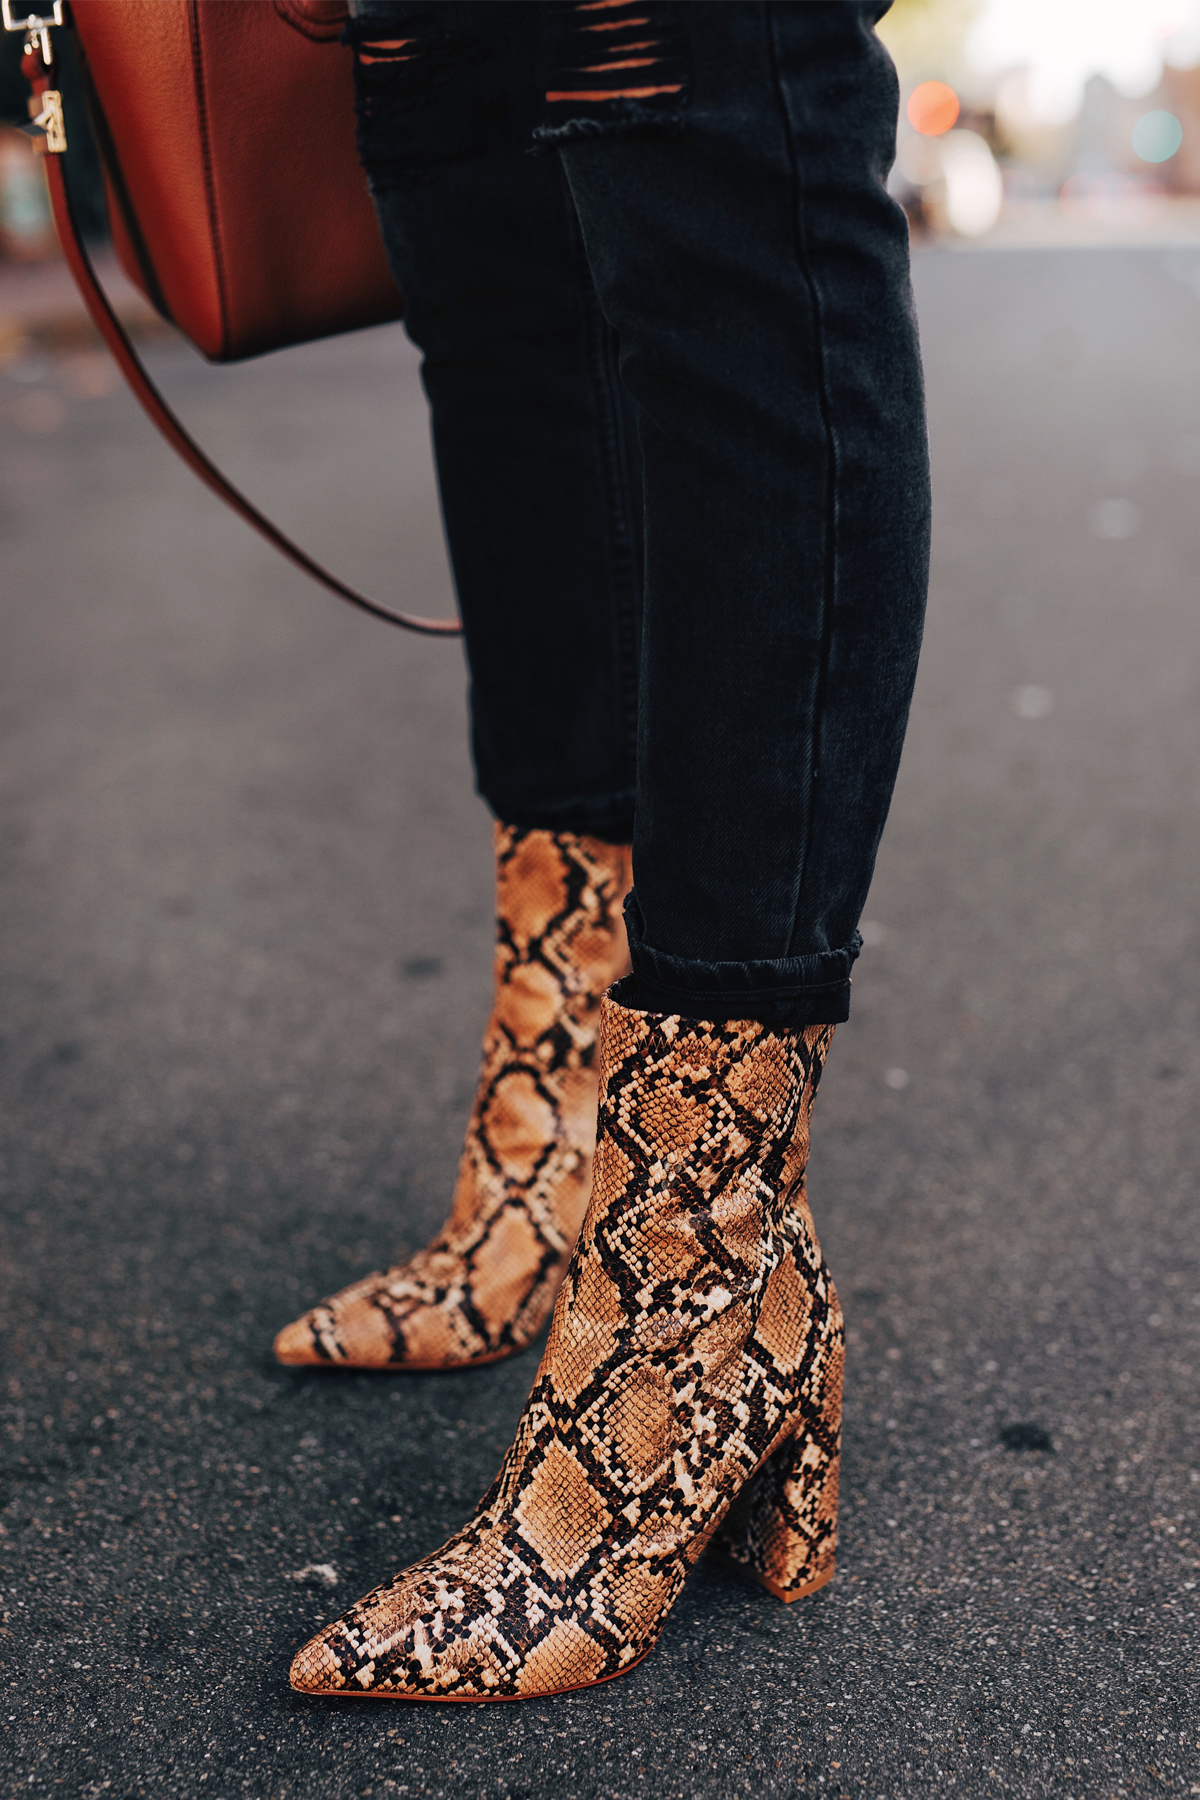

{"left": 487, "top": 789, "right": 636, "bottom": 846}
{"left": 621, "top": 900, "right": 862, "bottom": 1028}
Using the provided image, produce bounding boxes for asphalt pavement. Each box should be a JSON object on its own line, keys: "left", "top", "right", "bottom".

{"left": 1, "top": 244, "right": 1198, "bottom": 1799}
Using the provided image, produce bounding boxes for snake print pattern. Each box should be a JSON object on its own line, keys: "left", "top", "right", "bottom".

{"left": 289, "top": 991, "right": 843, "bottom": 1701}
{"left": 274, "top": 826, "right": 633, "bottom": 1371}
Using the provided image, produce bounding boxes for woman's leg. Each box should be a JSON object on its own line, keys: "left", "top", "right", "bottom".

{"left": 276, "top": 3, "right": 645, "bottom": 1371}
{"left": 553, "top": 0, "right": 929, "bottom": 1023}
{"left": 351, "top": 0, "right": 644, "bottom": 840}
{"left": 290, "top": 2, "right": 928, "bottom": 1699}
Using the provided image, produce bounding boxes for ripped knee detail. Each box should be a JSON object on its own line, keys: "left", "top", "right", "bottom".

{"left": 348, "top": 2, "right": 690, "bottom": 185}
{"left": 536, "top": 0, "right": 690, "bottom": 144}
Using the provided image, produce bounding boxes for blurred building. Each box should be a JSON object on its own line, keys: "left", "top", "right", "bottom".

{"left": 1156, "top": 63, "right": 1200, "bottom": 192}
{"left": 881, "top": 0, "right": 1200, "bottom": 241}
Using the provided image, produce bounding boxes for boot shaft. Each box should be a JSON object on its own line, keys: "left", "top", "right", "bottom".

{"left": 488, "top": 992, "right": 839, "bottom": 1526}
{"left": 490, "top": 824, "right": 633, "bottom": 1053}
{"left": 546, "top": 989, "right": 835, "bottom": 1371}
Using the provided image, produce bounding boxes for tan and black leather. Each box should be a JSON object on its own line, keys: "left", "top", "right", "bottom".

{"left": 275, "top": 826, "right": 634, "bottom": 1372}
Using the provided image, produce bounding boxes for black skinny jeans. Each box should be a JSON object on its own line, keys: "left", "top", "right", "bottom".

{"left": 350, "top": 1, "right": 930, "bottom": 1026}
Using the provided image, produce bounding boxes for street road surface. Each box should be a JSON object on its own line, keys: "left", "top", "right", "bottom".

{"left": 1, "top": 245, "right": 1197, "bottom": 1797}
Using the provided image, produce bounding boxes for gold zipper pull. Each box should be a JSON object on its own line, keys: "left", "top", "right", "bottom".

{"left": 24, "top": 85, "right": 66, "bottom": 155}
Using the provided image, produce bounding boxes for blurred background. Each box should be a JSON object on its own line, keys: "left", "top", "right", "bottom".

{"left": 880, "top": 0, "right": 1200, "bottom": 246}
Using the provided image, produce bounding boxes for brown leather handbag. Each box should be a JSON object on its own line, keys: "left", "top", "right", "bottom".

{"left": 13, "top": 0, "right": 460, "bottom": 636}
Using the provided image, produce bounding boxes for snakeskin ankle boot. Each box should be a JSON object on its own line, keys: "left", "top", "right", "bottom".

{"left": 274, "top": 825, "right": 633, "bottom": 1372}
{"left": 289, "top": 985, "right": 844, "bottom": 1701}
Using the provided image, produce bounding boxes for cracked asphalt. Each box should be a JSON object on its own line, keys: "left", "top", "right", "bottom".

{"left": 1, "top": 244, "right": 1198, "bottom": 1798}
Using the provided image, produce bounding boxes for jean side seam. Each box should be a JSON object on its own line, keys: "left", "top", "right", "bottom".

{"left": 764, "top": 2, "right": 842, "bottom": 961}
{"left": 566, "top": 171, "right": 642, "bottom": 791}
{"left": 596, "top": 314, "right": 642, "bottom": 783}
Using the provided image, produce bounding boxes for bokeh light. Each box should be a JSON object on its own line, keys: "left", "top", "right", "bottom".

{"left": 1131, "top": 110, "right": 1184, "bottom": 163}
{"left": 941, "top": 131, "right": 1004, "bottom": 235}
{"left": 1013, "top": 685, "right": 1054, "bottom": 720}
{"left": 907, "top": 81, "right": 961, "bottom": 137}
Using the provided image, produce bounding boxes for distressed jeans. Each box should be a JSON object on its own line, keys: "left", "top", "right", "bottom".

{"left": 350, "top": 1, "right": 930, "bottom": 1025}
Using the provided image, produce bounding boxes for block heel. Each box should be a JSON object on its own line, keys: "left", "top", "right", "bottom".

{"left": 713, "top": 1324, "right": 844, "bottom": 1604}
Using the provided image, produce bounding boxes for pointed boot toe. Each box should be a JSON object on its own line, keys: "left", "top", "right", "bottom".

{"left": 290, "top": 1626, "right": 354, "bottom": 1695}
{"left": 273, "top": 1313, "right": 324, "bottom": 1366}
{"left": 286, "top": 1538, "right": 623, "bottom": 1701}
{"left": 274, "top": 1274, "right": 401, "bottom": 1369}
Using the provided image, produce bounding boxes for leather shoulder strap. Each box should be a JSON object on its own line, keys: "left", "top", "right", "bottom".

{"left": 38, "top": 117, "right": 461, "bottom": 637}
